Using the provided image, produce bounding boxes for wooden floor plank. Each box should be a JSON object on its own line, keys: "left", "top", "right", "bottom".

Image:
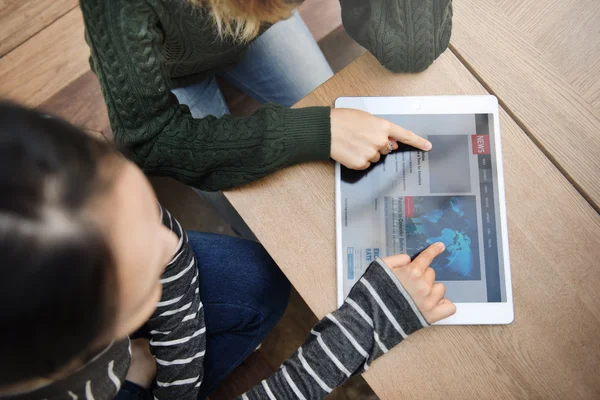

{"left": 0, "top": 0, "right": 349, "bottom": 126}
{"left": 0, "top": 7, "right": 89, "bottom": 107}
{"left": 298, "top": 0, "right": 342, "bottom": 42}
{"left": 225, "top": 51, "right": 600, "bottom": 399}
{"left": 0, "top": 0, "right": 78, "bottom": 58}
{"left": 450, "top": 0, "right": 600, "bottom": 210}
{"left": 208, "top": 351, "right": 274, "bottom": 400}
{"left": 40, "top": 70, "right": 111, "bottom": 137}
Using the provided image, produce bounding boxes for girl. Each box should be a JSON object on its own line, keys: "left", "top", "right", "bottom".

{"left": 0, "top": 103, "right": 455, "bottom": 399}
{"left": 80, "top": 0, "right": 452, "bottom": 234}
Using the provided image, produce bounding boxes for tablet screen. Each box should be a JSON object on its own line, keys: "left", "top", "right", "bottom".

{"left": 340, "top": 113, "right": 507, "bottom": 303}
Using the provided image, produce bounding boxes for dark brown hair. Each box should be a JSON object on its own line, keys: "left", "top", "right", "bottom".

{"left": 0, "top": 102, "right": 119, "bottom": 385}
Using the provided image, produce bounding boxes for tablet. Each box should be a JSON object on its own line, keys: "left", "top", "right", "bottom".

{"left": 335, "top": 96, "right": 513, "bottom": 325}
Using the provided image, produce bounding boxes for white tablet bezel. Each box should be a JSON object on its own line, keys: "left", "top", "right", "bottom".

{"left": 334, "top": 96, "right": 513, "bottom": 325}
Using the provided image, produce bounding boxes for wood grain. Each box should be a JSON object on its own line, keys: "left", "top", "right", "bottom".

{"left": 318, "top": 26, "right": 366, "bottom": 73}
{"left": 40, "top": 70, "right": 111, "bottom": 137}
{"left": 225, "top": 52, "right": 600, "bottom": 399}
{"left": 0, "top": 0, "right": 78, "bottom": 57}
{"left": 450, "top": 0, "right": 600, "bottom": 210}
{"left": 0, "top": 7, "right": 89, "bottom": 107}
{"left": 298, "top": 0, "right": 342, "bottom": 42}
{"left": 494, "top": 0, "right": 600, "bottom": 112}
{"left": 209, "top": 351, "right": 274, "bottom": 400}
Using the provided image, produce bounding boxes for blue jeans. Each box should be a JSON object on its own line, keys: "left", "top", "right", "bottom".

{"left": 172, "top": 10, "right": 334, "bottom": 117}
{"left": 188, "top": 231, "right": 291, "bottom": 399}
{"left": 172, "top": 11, "right": 334, "bottom": 239}
{"left": 115, "top": 232, "right": 290, "bottom": 400}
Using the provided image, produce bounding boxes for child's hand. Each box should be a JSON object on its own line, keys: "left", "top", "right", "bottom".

{"left": 381, "top": 242, "right": 457, "bottom": 324}
{"left": 125, "top": 338, "right": 156, "bottom": 389}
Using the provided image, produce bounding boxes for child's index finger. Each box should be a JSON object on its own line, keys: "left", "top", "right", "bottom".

{"left": 411, "top": 242, "right": 445, "bottom": 272}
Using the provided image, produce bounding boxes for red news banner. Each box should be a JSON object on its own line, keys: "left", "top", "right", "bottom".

{"left": 472, "top": 134, "right": 490, "bottom": 155}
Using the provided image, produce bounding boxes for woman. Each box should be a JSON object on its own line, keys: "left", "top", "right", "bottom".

{"left": 80, "top": 0, "right": 452, "bottom": 227}
{"left": 0, "top": 103, "right": 455, "bottom": 399}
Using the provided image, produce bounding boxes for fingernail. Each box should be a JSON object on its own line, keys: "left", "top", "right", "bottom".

{"left": 424, "top": 141, "right": 432, "bottom": 150}
{"left": 437, "top": 242, "right": 445, "bottom": 251}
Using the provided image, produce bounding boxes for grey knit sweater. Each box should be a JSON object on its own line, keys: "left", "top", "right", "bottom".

{"left": 9, "top": 206, "right": 427, "bottom": 399}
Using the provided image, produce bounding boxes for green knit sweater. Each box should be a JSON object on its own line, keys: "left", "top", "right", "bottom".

{"left": 81, "top": 0, "right": 452, "bottom": 191}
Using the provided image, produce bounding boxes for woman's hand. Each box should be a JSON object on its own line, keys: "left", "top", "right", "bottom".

{"left": 125, "top": 338, "right": 156, "bottom": 389}
{"left": 381, "top": 242, "right": 457, "bottom": 324}
{"left": 330, "top": 108, "right": 432, "bottom": 170}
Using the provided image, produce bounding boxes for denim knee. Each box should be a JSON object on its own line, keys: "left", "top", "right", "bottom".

{"left": 186, "top": 231, "right": 291, "bottom": 328}
{"left": 246, "top": 241, "right": 291, "bottom": 326}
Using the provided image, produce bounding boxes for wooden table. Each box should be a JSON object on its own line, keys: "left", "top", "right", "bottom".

{"left": 1, "top": 0, "right": 598, "bottom": 398}
{"left": 225, "top": 29, "right": 600, "bottom": 400}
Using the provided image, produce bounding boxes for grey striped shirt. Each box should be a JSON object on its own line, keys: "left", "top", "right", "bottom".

{"left": 236, "top": 258, "right": 428, "bottom": 399}
{"left": 7, "top": 206, "right": 426, "bottom": 399}
{"left": 146, "top": 206, "right": 206, "bottom": 399}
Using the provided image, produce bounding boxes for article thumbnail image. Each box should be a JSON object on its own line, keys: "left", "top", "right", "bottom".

{"left": 405, "top": 196, "right": 481, "bottom": 281}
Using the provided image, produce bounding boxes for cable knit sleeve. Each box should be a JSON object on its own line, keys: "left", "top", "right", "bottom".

{"left": 80, "top": 0, "right": 331, "bottom": 191}
{"left": 340, "top": 0, "right": 453, "bottom": 72}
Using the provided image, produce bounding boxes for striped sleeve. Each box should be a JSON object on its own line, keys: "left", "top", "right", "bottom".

{"left": 238, "top": 259, "right": 428, "bottom": 399}
{"left": 147, "top": 207, "right": 205, "bottom": 400}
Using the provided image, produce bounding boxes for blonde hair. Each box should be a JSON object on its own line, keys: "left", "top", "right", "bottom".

{"left": 189, "top": 0, "right": 298, "bottom": 42}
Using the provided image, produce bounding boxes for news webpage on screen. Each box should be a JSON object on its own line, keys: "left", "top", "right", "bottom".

{"left": 340, "top": 114, "right": 506, "bottom": 303}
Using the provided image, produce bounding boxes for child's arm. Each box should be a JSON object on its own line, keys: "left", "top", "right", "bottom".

{"left": 145, "top": 208, "right": 205, "bottom": 400}
{"left": 239, "top": 243, "right": 455, "bottom": 399}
